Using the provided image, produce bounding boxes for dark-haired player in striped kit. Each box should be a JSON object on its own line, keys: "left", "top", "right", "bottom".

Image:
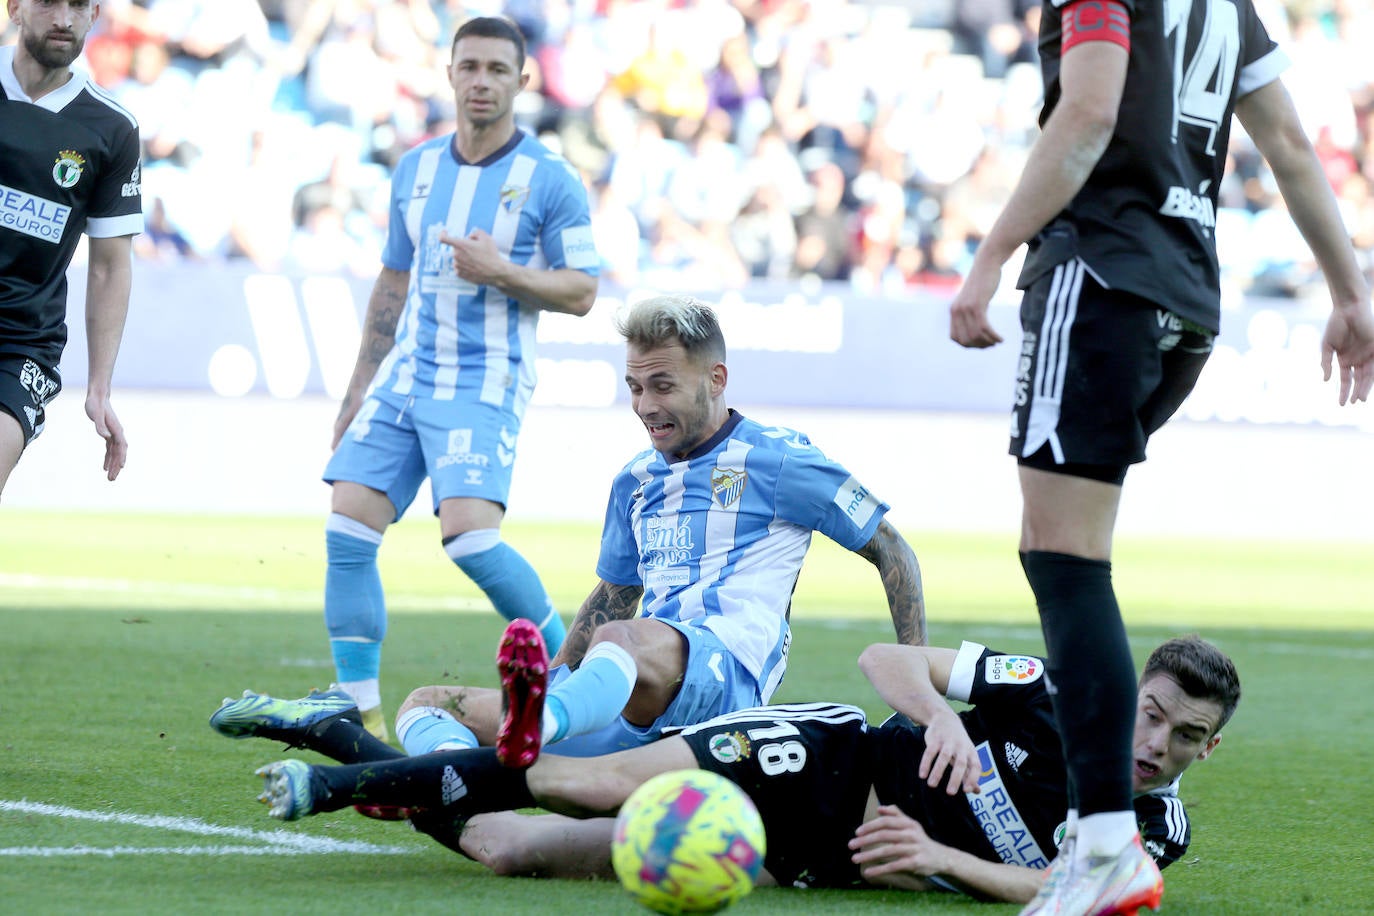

{"left": 948, "top": 1, "right": 1374, "bottom": 913}
{"left": 1, "top": 0, "right": 142, "bottom": 498}
{"left": 319, "top": 16, "right": 598, "bottom": 741}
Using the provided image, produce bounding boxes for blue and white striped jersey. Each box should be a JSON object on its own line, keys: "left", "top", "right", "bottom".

{"left": 373, "top": 129, "right": 598, "bottom": 411}
{"left": 596, "top": 412, "right": 889, "bottom": 700}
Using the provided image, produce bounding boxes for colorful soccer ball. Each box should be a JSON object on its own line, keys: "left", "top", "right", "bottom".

{"left": 611, "top": 769, "right": 767, "bottom": 915}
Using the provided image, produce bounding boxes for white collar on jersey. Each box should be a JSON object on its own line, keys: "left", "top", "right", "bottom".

{"left": 0, "top": 44, "right": 92, "bottom": 112}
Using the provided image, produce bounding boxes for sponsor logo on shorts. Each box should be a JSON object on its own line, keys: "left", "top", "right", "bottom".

{"left": 985, "top": 655, "right": 1041, "bottom": 684}
{"left": 707, "top": 731, "right": 752, "bottom": 764}
{"left": 52, "top": 150, "right": 86, "bottom": 189}
{"left": 1, "top": 182, "right": 72, "bottom": 244}
{"left": 436, "top": 427, "right": 491, "bottom": 470}
{"left": 560, "top": 225, "right": 598, "bottom": 269}
{"left": 833, "top": 475, "right": 878, "bottom": 528}
{"left": 1014, "top": 332, "right": 1036, "bottom": 408}
{"left": 20, "top": 360, "right": 59, "bottom": 403}
{"left": 1144, "top": 838, "right": 1166, "bottom": 859}
{"left": 1004, "top": 741, "right": 1028, "bottom": 773}
{"left": 711, "top": 467, "right": 746, "bottom": 509}
{"left": 464, "top": 469, "right": 484, "bottom": 486}
{"left": 966, "top": 741, "right": 1050, "bottom": 869}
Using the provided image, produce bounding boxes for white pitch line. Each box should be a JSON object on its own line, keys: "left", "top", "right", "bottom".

{"left": 0, "top": 845, "right": 408, "bottom": 857}
{"left": 0, "top": 800, "right": 412, "bottom": 856}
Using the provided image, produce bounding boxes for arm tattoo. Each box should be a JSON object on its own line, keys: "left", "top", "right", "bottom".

{"left": 856, "top": 519, "right": 926, "bottom": 646}
{"left": 553, "top": 580, "right": 644, "bottom": 668}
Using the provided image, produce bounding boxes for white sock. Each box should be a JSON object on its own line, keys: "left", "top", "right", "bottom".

{"left": 338, "top": 678, "right": 381, "bottom": 712}
{"left": 1075, "top": 811, "right": 1138, "bottom": 863}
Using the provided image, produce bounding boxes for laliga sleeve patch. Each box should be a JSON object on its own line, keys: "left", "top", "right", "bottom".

{"left": 1062, "top": 0, "right": 1131, "bottom": 53}
{"left": 984, "top": 654, "right": 1044, "bottom": 684}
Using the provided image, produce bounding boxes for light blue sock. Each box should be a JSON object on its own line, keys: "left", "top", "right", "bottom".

{"left": 445, "top": 530, "right": 566, "bottom": 655}
{"left": 396, "top": 706, "right": 479, "bottom": 756}
{"left": 544, "top": 641, "right": 637, "bottom": 744}
{"left": 324, "top": 513, "right": 386, "bottom": 684}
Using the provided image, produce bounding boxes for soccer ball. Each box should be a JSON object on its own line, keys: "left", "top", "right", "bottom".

{"left": 611, "top": 769, "right": 767, "bottom": 915}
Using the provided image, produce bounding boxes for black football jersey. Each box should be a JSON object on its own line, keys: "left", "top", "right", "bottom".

{"left": 1, "top": 46, "right": 142, "bottom": 363}
{"left": 1020, "top": 0, "right": 1285, "bottom": 332}
{"left": 870, "top": 642, "right": 1191, "bottom": 897}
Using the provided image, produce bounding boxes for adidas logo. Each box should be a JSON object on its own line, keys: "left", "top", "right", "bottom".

{"left": 1004, "top": 741, "right": 1028, "bottom": 773}
{"left": 441, "top": 765, "right": 468, "bottom": 805}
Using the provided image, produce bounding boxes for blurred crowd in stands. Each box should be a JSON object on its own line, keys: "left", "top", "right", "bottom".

{"left": 6, "top": 0, "right": 1374, "bottom": 304}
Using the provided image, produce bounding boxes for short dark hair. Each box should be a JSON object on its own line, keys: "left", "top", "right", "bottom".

{"left": 616, "top": 296, "right": 726, "bottom": 366}
{"left": 451, "top": 16, "right": 526, "bottom": 72}
{"left": 1140, "top": 635, "right": 1242, "bottom": 733}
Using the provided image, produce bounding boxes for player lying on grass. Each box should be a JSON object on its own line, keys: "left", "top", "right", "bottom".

{"left": 213, "top": 634, "right": 1239, "bottom": 903}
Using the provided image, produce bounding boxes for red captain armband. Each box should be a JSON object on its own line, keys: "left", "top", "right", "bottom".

{"left": 1062, "top": 0, "right": 1131, "bottom": 53}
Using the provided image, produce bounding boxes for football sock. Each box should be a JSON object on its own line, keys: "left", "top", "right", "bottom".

{"left": 325, "top": 514, "right": 387, "bottom": 689}
{"left": 337, "top": 677, "right": 381, "bottom": 716}
{"left": 314, "top": 748, "right": 534, "bottom": 814}
{"left": 303, "top": 710, "right": 406, "bottom": 763}
{"left": 397, "top": 706, "right": 480, "bottom": 755}
{"left": 1021, "top": 550, "right": 1135, "bottom": 820}
{"left": 1074, "top": 811, "right": 1139, "bottom": 863}
{"left": 445, "top": 531, "right": 567, "bottom": 655}
{"left": 542, "top": 641, "right": 637, "bottom": 744}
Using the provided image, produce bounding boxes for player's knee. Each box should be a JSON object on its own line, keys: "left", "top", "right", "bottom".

{"left": 398, "top": 686, "right": 446, "bottom": 717}
{"left": 589, "top": 618, "right": 682, "bottom": 660}
{"left": 587, "top": 619, "right": 642, "bottom": 655}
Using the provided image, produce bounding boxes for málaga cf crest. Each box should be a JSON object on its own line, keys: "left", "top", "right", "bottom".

{"left": 711, "top": 468, "right": 747, "bottom": 509}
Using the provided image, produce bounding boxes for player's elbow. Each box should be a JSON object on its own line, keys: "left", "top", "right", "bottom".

{"left": 564, "top": 281, "right": 598, "bottom": 317}
{"left": 858, "top": 643, "right": 906, "bottom": 681}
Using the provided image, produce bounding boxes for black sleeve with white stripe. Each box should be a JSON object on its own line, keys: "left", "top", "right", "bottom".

{"left": 1135, "top": 792, "right": 1191, "bottom": 870}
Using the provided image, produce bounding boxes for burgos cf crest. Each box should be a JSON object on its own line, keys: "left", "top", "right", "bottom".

{"left": 707, "top": 731, "right": 751, "bottom": 764}
{"left": 53, "top": 150, "right": 86, "bottom": 189}
{"left": 711, "top": 467, "right": 747, "bottom": 509}
{"left": 500, "top": 184, "right": 530, "bottom": 213}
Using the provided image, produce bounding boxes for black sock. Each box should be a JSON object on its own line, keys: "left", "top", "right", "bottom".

{"left": 1021, "top": 550, "right": 1135, "bottom": 816}
{"left": 314, "top": 748, "right": 535, "bottom": 815}
{"left": 305, "top": 713, "right": 406, "bottom": 763}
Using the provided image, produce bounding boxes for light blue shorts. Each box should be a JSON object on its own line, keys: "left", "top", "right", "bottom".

{"left": 323, "top": 390, "right": 521, "bottom": 520}
{"left": 547, "top": 618, "right": 763, "bottom": 758}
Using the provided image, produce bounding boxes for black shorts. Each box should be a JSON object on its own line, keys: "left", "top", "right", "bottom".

{"left": 1010, "top": 258, "right": 1214, "bottom": 481}
{"left": 0, "top": 355, "right": 62, "bottom": 445}
{"left": 677, "top": 703, "right": 874, "bottom": 889}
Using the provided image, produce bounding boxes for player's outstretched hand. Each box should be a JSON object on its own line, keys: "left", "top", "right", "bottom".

{"left": 920, "top": 706, "right": 981, "bottom": 795}
{"left": 1321, "top": 303, "right": 1374, "bottom": 405}
{"left": 850, "top": 805, "right": 947, "bottom": 887}
{"left": 949, "top": 261, "right": 1004, "bottom": 349}
{"left": 85, "top": 393, "right": 127, "bottom": 481}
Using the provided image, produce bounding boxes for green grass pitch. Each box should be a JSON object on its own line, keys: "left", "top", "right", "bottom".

{"left": 1, "top": 510, "right": 1370, "bottom": 914}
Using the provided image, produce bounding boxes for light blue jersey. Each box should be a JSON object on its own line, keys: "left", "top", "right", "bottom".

{"left": 596, "top": 411, "right": 888, "bottom": 702}
{"left": 373, "top": 129, "right": 598, "bottom": 412}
